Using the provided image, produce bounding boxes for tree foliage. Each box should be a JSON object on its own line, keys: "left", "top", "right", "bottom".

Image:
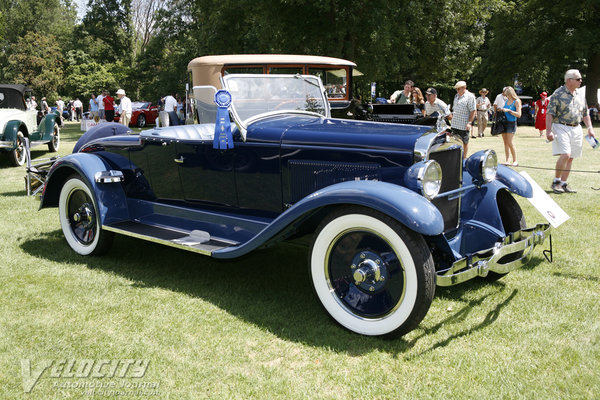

{"left": 0, "top": 0, "right": 598, "bottom": 107}
{"left": 4, "top": 32, "right": 65, "bottom": 99}
{"left": 474, "top": 0, "right": 600, "bottom": 104}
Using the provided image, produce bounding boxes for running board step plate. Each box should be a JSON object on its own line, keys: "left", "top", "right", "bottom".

{"left": 104, "top": 221, "right": 236, "bottom": 256}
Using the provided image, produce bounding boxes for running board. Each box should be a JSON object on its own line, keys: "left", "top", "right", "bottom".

{"left": 104, "top": 221, "right": 237, "bottom": 256}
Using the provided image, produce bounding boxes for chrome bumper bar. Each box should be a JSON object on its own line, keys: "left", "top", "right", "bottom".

{"left": 0, "top": 140, "right": 13, "bottom": 148}
{"left": 436, "top": 223, "right": 551, "bottom": 286}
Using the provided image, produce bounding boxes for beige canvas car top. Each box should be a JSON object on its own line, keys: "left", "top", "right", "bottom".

{"left": 188, "top": 54, "right": 357, "bottom": 89}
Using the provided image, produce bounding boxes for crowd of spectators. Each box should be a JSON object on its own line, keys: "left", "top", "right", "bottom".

{"left": 387, "top": 69, "right": 597, "bottom": 192}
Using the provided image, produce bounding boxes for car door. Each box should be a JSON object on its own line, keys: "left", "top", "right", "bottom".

{"left": 139, "top": 136, "right": 185, "bottom": 201}
{"left": 176, "top": 139, "right": 238, "bottom": 207}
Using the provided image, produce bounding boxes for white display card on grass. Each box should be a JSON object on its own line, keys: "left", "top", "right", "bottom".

{"left": 520, "top": 171, "right": 570, "bottom": 228}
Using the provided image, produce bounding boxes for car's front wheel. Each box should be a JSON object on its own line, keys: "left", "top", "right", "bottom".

{"left": 137, "top": 114, "right": 146, "bottom": 128}
{"left": 309, "top": 207, "right": 435, "bottom": 338}
{"left": 48, "top": 123, "right": 60, "bottom": 152}
{"left": 59, "top": 175, "right": 113, "bottom": 256}
{"left": 9, "top": 131, "right": 27, "bottom": 167}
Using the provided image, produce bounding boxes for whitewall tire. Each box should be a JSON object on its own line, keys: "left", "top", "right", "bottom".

{"left": 58, "top": 176, "right": 113, "bottom": 256}
{"left": 309, "top": 207, "right": 435, "bottom": 337}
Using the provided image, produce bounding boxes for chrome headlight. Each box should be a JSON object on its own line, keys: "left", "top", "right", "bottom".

{"left": 404, "top": 160, "right": 442, "bottom": 200}
{"left": 466, "top": 149, "right": 498, "bottom": 183}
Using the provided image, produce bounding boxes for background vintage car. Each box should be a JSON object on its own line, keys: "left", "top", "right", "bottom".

{"left": 39, "top": 73, "right": 550, "bottom": 338}
{"left": 187, "top": 54, "right": 361, "bottom": 119}
{"left": 0, "top": 84, "right": 60, "bottom": 166}
{"left": 113, "top": 101, "right": 159, "bottom": 127}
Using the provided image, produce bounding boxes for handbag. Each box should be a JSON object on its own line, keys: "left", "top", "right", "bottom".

{"left": 491, "top": 111, "right": 506, "bottom": 135}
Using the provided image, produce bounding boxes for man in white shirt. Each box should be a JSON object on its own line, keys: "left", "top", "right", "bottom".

{"left": 56, "top": 98, "right": 65, "bottom": 120}
{"left": 163, "top": 92, "right": 180, "bottom": 125}
{"left": 73, "top": 98, "right": 83, "bottom": 121}
{"left": 97, "top": 91, "right": 105, "bottom": 120}
{"left": 163, "top": 92, "right": 178, "bottom": 112}
{"left": 423, "top": 87, "right": 450, "bottom": 118}
{"left": 493, "top": 88, "right": 508, "bottom": 113}
{"left": 116, "top": 89, "right": 132, "bottom": 127}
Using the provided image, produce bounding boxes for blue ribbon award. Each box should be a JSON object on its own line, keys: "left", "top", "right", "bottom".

{"left": 213, "top": 89, "right": 234, "bottom": 149}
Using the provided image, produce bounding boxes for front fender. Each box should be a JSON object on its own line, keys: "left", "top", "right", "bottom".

{"left": 213, "top": 180, "right": 444, "bottom": 259}
{"left": 39, "top": 153, "right": 129, "bottom": 225}
{"left": 495, "top": 165, "right": 532, "bottom": 198}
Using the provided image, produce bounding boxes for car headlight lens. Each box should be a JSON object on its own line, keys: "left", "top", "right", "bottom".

{"left": 481, "top": 150, "right": 498, "bottom": 182}
{"left": 420, "top": 160, "right": 442, "bottom": 199}
{"left": 465, "top": 149, "right": 498, "bottom": 183}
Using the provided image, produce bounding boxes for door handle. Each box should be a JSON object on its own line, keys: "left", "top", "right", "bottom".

{"left": 174, "top": 156, "right": 185, "bottom": 164}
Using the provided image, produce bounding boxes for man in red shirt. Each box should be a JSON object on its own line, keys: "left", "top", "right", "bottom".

{"left": 103, "top": 90, "right": 115, "bottom": 122}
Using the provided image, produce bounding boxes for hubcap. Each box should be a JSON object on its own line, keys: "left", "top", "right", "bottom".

{"left": 326, "top": 229, "right": 405, "bottom": 318}
{"left": 67, "top": 189, "right": 96, "bottom": 245}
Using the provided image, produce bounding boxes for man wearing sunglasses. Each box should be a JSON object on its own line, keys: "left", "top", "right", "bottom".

{"left": 546, "top": 69, "right": 597, "bottom": 194}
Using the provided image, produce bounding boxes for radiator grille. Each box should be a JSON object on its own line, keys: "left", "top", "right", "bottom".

{"left": 429, "top": 148, "right": 462, "bottom": 231}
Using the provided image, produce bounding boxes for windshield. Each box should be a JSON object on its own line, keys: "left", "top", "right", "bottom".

{"left": 132, "top": 101, "right": 149, "bottom": 109}
{"left": 223, "top": 74, "right": 329, "bottom": 125}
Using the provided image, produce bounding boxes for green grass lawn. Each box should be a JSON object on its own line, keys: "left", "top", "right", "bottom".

{"left": 1, "top": 121, "right": 599, "bottom": 399}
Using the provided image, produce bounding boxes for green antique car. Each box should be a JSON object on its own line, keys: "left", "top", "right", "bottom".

{"left": 0, "top": 84, "right": 60, "bottom": 166}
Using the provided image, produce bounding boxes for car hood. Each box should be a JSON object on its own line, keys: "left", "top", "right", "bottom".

{"left": 247, "top": 114, "right": 433, "bottom": 153}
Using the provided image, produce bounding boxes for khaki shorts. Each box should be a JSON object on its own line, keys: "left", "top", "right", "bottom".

{"left": 120, "top": 114, "right": 131, "bottom": 127}
{"left": 552, "top": 123, "right": 583, "bottom": 158}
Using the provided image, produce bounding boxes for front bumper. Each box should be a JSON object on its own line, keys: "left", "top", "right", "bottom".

{"left": 437, "top": 223, "right": 551, "bottom": 286}
{"left": 0, "top": 140, "right": 14, "bottom": 149}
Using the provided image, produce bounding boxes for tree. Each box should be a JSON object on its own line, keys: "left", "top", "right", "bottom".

{"left": 4, "top": 32, "right": 64, "bottom": 98}
{"left": 80, "top": 0, "right": 134, "bottom": 64}
{"left": 131, "top": 0, "right": 166, "bottom": 58}
{"left": 475, "top": 0, "right": 600, "bottom": 104}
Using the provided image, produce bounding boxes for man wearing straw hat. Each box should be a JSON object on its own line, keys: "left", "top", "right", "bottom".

{"left": 476, "top": 88, "right": 491, "bottom": 137}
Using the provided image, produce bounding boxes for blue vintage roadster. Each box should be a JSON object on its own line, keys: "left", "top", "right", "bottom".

{"left": 39, "top": 74, "right": 550, "bottom": 337}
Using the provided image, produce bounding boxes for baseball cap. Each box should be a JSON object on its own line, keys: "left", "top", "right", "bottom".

{"left": 454, "top": 81, "right": 467, "bottom": 89}
{"left": 425, "top": 88, "right": 437, "bottom": 95}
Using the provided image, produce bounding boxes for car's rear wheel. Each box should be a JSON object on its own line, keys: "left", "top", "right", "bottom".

{"left": 484, "top": 190, "right": 527, "bottom": 281}
{"left": 48, "top": 123, "right": 60, "bottom": 152}
{"left": 9, "top": 131, "right": 27, "bottom": 167}
{"left": 59, "top": 175, "right": 113, "bottom": 256}
{"left": 309, "top": 207, "right": 435, "bottom": 338}
{"left": 137, "top": 114, "right": 146, "bottom": 128}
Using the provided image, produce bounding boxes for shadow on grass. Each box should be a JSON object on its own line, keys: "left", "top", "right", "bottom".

{"left": 21, "top": 229, "right": 520, "bottom": 356}
{"left": 552, "top": 271, "right": 600, "bottom": 283}
{"left": 404, "top": 288, "right": 518, "bottom": 360}
{"left": 2, "top": 189, "right": 28, "bottom": 197}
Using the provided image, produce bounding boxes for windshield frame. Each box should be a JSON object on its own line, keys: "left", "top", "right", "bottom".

{"left": 222, "top": 73, "right": 330, "bottom": 138}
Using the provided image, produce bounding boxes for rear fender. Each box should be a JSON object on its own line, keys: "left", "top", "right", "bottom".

{"left": 214, "top": 180, "right": 444, "bottom": 258}
{"left": 39, "top": 153, "right": 129, "bottom": 225}
{"left": 37, "top": 113, "right": 58, "bottom": 139}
